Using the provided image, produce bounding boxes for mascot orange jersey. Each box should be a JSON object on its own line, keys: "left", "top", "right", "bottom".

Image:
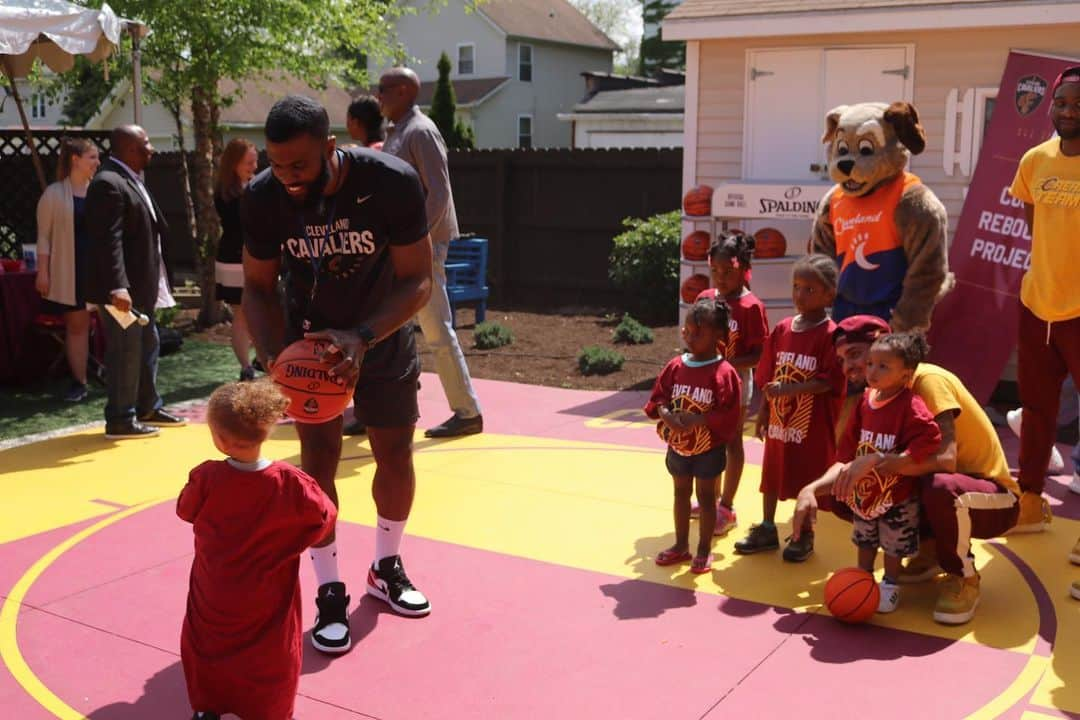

{"left": 830, "top": 172, "right": 921, "bottom": 322}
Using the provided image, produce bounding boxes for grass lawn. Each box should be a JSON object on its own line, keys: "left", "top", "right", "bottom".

{"left": 0, "top": 339, "right": 237, "bottom": 442}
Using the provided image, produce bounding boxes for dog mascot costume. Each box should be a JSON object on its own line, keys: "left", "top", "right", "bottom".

{"left": 811, "top": 101, "right": 953, "bottom": 331}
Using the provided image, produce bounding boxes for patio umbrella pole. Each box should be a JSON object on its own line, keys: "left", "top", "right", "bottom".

{"left": 1, "top": 57, "right": 47, "bottom": 192}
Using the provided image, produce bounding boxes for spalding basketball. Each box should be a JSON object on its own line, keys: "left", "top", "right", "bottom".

{"left": 824, "top": 567, "right": 880, "bottom": 624}
{"left": 682, "top": 184, "right": 714, "bottom": 216}
{"left": 754, "top": 227, "right": 787, "bottom": 258}
{"left": 682, "top": 231, "right": 711, "bottom": 262}
{"left": 680, "top": 273, "right": 710, "bottom": 304}
{"left": 270, "top": 338, "right": 352, "bottom": 424}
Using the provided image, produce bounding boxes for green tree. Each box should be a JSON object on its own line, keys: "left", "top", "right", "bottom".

{"left": 71, "top": 0, "right": 419, "bottom": 325}
{"left": 428, "top": 52, "right": 475, "bottom": 150}
{"left": 640, "top": 0, "right": 685, "bottom": 74}
{"left": 568, "top": 0, "right": 641, "bottom": 75}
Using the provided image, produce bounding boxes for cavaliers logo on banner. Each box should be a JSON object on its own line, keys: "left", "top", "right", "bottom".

{"left": 1015, "top": 74, "right": 1048, "bottom": 116}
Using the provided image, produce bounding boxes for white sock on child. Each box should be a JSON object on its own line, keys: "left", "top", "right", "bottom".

{"left": 310, "top": 542, "right": 340, "bottom": 586}
{"left": 374, "top": 516, "right": 406, "bottom": 564}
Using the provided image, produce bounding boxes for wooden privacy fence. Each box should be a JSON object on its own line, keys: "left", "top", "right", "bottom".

{"left": 2, "top": 134, "right": 681, "bottom": 309}
{"left": 449, "top": 147, "right": 682, "bottom": 307}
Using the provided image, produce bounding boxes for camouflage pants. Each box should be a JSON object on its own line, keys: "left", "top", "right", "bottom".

{"left": 852, "top": 498, "right": 919, "bottom": 558}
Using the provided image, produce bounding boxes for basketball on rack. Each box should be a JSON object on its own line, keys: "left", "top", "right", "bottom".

{"left": 753, "top": 227, "right": 787, "bottom": 259}
{"left": 269, "top": 338, "right": 352, "bottom": 424}
{"left": 680, "top": 273, "right": 711, "bottom": 304}
{"left": 682, "top": 184, "right": 714, "bottom": 216}
{"left": 681, "top": 231, "right": 712, "bottom": 262}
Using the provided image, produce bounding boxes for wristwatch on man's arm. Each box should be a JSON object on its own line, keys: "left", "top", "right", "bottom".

{"left": 356, "top": 324, "right": 376, "bottom": 350}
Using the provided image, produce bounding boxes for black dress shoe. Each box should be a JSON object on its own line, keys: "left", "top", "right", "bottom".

{"left": 138, "top": 408, "right": 188, "bottom": 427}
{"left": 105, "top": 421, "right": 160, "bottom": 440}
{"left": 343, "top": 419, "right": 367, "bottom": 436}
{"left": 424, "top": 413, "right": 483, "bottom": 438}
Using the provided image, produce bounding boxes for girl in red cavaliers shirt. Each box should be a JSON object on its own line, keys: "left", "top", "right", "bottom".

{"left": 696, "top": 231, "right": 769, "bottom": 536}
{"left": 179, "top": 381, "right": 336, "bottom": 720}
{"left": 735, "top": 254, "right": 845, "bottom": 562}
{"left": 645, "top": 297, "right": 742, "bottom": 573}
{"left": 791, "top": 333, "right": 941, "bottom": 613}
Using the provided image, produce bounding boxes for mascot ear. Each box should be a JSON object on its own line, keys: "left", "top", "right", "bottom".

{"left": 821, "top": 105, "right": 847, "bottom": 144}
{"left": 884, "top": 101, "right": 927, "bottom": 155}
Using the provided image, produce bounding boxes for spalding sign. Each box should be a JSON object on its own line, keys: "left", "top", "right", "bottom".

{"left": 711, "top": 182, "right": 830, "bottom": 220}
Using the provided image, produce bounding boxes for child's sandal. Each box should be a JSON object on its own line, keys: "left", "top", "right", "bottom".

{"left": 690, "top": 554, "right": 713, "bottom": 574}
{"left": 655, "top": 548, "right": 692, "bottom": 566}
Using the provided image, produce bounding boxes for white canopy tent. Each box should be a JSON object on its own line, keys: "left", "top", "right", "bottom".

{"left": 0, "top": 0, "right": 147, "bottom": 189}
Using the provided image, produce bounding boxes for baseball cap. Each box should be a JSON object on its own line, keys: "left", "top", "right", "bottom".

{"left": 1051, "top": 65, "right": 1080, "bottom": 97}
{"left": 834, "top": 315, "right": 891, "bottom": 347}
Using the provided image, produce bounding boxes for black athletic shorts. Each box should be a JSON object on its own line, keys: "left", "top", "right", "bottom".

{"left": 665, "top": 445, "right": 727, "bottom": 479}
{"left": 284, "top": 321, "right": 420, "bottom": 428}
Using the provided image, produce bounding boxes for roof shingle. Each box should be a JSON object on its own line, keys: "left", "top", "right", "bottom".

{"left": 666, "top": 0, "right": 1042, "bottom": 21}
{"left": 479, "top": 0, "right": 619, "bottom": 51}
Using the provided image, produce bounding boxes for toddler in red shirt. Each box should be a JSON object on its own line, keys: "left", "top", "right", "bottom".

{"left": 791, "top": 333, "right": 942, "bottom": 613}
{"left": 645, "top": 297, "right": 742, "bottom": 573}
{"left": 696, "top": 231, "right": 769, "bottom": 536}
{"left": 179, "top": 381, "right": 336, "bottom": 720}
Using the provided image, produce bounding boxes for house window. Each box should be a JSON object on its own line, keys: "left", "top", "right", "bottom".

{"left": 519, "top": 44, "right": 533, "bottom": 82}
{"left": 518, "top": 115, "right": 533, "bottom": 149}
{"left": 30, "top": 93, "right": 47, "bottom": 120}
{"left": 457, "top": 44, "right": 475, "bottom": 76}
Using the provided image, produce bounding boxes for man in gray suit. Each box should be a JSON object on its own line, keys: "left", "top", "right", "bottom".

{"left": 86, "top": 125, "right": 186, "bottom": 438}
{"left": 378, "top": 67, "right": 483, "bottom": 438}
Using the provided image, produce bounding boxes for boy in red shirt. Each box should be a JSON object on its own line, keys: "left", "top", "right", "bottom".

{"left": 179, "top": 381, "right": 336, "bottom": 720}
{"left": 792, "top": 332, "right": 941, "bottom": 612}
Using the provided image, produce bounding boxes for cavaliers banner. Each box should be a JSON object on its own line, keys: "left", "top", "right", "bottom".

{"left": 928, "top": 50, "right": 1079, "bottom": 403}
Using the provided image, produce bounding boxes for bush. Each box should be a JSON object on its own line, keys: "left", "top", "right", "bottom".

{"left": 609, "top": 210, "right": 681, "bottom": 322}
{"left": 473, "top": 321, "right": 514, "bottom": 349}
{"left": 612, "top": 313, "right": 654, "bottom": 345}
{"left": 577, "top": 345, "right": 625, "bottom": 375}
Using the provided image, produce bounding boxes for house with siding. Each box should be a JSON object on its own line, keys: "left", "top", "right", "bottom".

{"left": 370, "top": 0, "right": 617, "bottom": 148}
{"left": 663, "top": 0, "right": 1080, "bottom": 340}
{"left": 558, "top": 70, "right": 685, "bottom": 149}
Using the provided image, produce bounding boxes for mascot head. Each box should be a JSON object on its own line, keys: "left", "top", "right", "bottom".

{"left": 821, "top": 101, "right": 926, "bottom": 198}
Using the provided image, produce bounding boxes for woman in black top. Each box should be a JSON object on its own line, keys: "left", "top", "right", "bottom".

{"left": 214, "top": 138, "right": 259, "bottom": 380}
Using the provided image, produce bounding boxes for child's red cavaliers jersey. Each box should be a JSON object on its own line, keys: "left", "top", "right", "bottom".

{"left": 644, "top": 354, "right": 742, "bottom": 456}
{"left": 838, "top": 387, "right": 941, "bottom": 520}
{"left": 696, "top": 287, "right": 769, "bottom": 361}
{"left": 756, "top": 317, "right": 845, "bottom": 499}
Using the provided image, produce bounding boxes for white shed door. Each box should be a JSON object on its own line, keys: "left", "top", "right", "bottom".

{"left": 746, "top": 46, "right": 911, "bottom": 182}
{"left": 745, "top": 49, "right": 823, "bottom": 181}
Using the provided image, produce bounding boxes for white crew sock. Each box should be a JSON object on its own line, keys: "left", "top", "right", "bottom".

{"left": 310, "top": 542, "right": 340, "bottom": 587}
{"left": 374, "top": 516, "right": 407, "bottom": 564}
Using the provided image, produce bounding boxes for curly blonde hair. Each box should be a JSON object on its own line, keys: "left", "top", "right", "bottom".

{"left": 207, "top": 380, "right": 288, "bottom": 444}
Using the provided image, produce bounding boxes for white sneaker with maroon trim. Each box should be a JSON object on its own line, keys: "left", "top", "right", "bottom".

{"left": 367, "top": 555, "right": 431, "bottom": 617}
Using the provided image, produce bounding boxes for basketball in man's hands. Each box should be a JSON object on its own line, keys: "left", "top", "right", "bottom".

{"left": 270, "top": 338, "right": 352, "bottom": 423}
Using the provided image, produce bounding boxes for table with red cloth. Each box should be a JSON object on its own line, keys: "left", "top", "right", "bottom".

{"left": 0, "top": 270, "right": 43, "bottom": 384}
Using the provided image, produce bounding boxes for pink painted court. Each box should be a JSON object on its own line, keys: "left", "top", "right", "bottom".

{"left": 1, "top": 375, "right": 1079, "bottom": 719}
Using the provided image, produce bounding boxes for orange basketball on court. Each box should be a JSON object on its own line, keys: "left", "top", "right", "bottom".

{"left": 682, "top": 184, "right": 714, "bottom": 216}
{"left": 824, "top": 567, "right": 880, "bottom": 624}
{"left": 269, "top": 338, "right": 352, "bottom": 424}
{"left": 754, "top": 227, "right": 788, "bottom": 259}
{"left": 680, "top": 273, "right": 711, "bottom": 304}
{"left": 682, "top": 231, "right": 712, "bottom": 262}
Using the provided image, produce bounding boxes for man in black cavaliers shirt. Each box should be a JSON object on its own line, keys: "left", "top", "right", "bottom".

{"left": 242, "top": 95, "right": 434, "bottom": 655}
